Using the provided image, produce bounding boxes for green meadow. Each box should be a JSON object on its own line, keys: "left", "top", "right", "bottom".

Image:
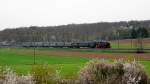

{"left": 0, "top": 48, "right": 150, "bottom": 78}
{"left": 0, "top": 48, "right": 90, "bottom": 78}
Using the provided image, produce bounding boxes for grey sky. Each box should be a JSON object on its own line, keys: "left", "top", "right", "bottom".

{"left": 0, "top": 0, "right": 150, "bottom": 30}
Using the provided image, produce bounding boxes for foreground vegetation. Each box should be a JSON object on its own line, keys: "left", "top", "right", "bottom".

{"left": 0, "top": 61, "right": 149, "bottom": 84}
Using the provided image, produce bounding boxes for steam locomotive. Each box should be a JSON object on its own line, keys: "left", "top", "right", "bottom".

{"left": 21, "top": 41, "right": 111, "bottom": 48}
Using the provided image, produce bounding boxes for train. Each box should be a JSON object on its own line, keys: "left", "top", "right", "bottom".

{"left": 21, "top": 41, "right": 111, "bottom": 48}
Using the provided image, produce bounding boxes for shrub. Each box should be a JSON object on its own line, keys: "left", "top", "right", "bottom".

{"left": 79, "top": 61, "right": 148, "bottom": 84}
{"left": 31, "top": 64, "right": 56, "bottom": 84}
{"left": 0, "top": 66, "right": 34, "bottom": 84}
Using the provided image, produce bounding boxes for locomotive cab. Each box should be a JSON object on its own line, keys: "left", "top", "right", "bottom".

{"left": 96, "top": 41, "right": 111, "bottom": 48}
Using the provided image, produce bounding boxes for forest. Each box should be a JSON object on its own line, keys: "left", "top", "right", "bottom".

{"left": 0, "top": 20, "right": 149, "bottom": 43}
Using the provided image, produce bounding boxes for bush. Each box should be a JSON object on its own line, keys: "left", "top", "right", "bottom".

{"left": 79, "top": 61, "right": 148, "bottom": 84}
{"left": 31, "top": 64, "right": 56, "bottom": 84}
{"left": 0, "top": 66, "right": 34, "bottom": 84}
{"left": 0, "top": 64, "right": 60, "bottom": 84}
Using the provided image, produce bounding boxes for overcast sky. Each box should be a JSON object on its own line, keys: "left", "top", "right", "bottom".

{"left": 0, "top": 0, "right": 150, "bottom": 30}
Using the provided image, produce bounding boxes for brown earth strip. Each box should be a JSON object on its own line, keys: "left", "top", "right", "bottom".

{"left": 35, "top": 50, "right": 150, "bottom": 60}
{"left": 15, "top": 49, "right": 150, "bottom": 60}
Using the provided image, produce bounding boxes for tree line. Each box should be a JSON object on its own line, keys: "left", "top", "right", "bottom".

{"left": 0, "top": 20, "right": 149, "bottom": 43}
{"left": 131, "top": 27, "right": 149, "bottom": 38}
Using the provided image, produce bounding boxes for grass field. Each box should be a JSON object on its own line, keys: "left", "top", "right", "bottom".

{"left": 111, "top": 43, "right": 150, "bottom": 49}
{"left": 0, "top": 48, "right": 91, "bottom": 78}
{"left": 110, "top": 38, "right": 150, "bottom": 49}
{"left": 0, "top": 48, "right": 150, "bottom": 78}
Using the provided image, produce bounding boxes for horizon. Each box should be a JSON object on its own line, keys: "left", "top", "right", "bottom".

{"left": 0, "top": 0, "right": 150, "bottom": 30}
{"left": 2, "top": 19, "right": 150, "bottom": 29}
{"left": 5, "top": 19, "right": 149, "bottom": 30}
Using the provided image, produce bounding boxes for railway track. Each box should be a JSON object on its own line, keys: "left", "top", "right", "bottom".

{"left": 76, "top": 48, "right": 150, "bottom": 53}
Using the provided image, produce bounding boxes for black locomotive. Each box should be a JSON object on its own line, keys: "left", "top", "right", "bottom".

{"left": 71, "top": 41, "right": 110, "bottom": 48}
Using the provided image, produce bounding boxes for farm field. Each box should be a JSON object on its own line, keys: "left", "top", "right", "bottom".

{"left": 110, "top": 38, "right": 150, "bottom": 49}
{"left": 0, "top": 48, "right": 150, "bottom": 78}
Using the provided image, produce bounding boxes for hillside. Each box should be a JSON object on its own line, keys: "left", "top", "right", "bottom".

{"left": 0, "top": 20, "right": 150, "bottom": 43}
